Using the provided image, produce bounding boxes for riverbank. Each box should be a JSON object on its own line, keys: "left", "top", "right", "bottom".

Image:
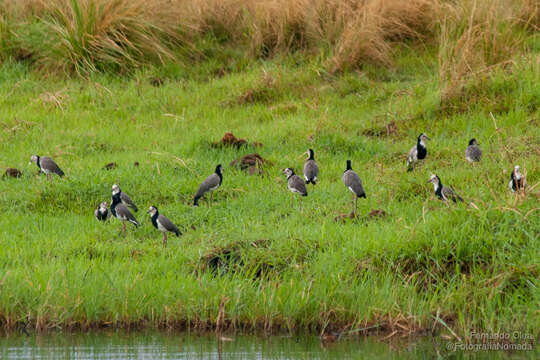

{"left": 0, "top": 0, "right": 539, "bottom": 341}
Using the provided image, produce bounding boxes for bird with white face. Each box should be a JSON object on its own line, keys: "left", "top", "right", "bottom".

{"left": 428, "top": 174, "right": 463, "bottom": 202}
{"left": 407, "top": 133, "right": 430, "bottom": 171}
{"left": 111, "top": 184, "right": 138, "bottom": 212}
{"left": 509, "top": 165, "right": 525, "bottom": 192}
{"left": 283, "top": 168, "right": 308, "bottom": 199}
{"left": 110, "top": 188, "right": 139, "bottom": 232}
{"left": 29, "top": 154, "right": 64, "bottom": 181}
{"left": 94, "top": 201, "right": 110, "bottom": 222}
{"left": 148, "top": 206, "right": 181, "bottom": 246}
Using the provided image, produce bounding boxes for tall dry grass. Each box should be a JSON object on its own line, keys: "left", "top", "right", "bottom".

{"left": 436, "top": 0, "right": 538, "bottom": 100}
{"left": 0, "top": 0, "right": 537, "bottom": 76}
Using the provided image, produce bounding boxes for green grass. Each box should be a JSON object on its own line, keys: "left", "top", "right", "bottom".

{"left": 0, "top": 48, "right": 538, "bottom": 339}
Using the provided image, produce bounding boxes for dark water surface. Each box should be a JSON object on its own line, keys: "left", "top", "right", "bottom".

{"left": 0, "top": 331, "right": 536, "bottom": 359}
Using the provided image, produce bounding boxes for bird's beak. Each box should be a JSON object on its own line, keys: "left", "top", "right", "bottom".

{"left": 298, "top": 151, "right": 308, "bottom": 159}
{"left": 425, "top": 136, "right": 431, "bottom": 140}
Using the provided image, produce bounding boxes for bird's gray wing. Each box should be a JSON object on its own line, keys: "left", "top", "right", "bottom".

{"left": 303, "top": 160, "right": 318, "bottom": 181}
{"left": 289, "top": 175, "right": 308, "bottom": 195}
{"left": 121, "top": 192, "right": 138, "bottom": 211}
{"left": 466, "top": 146, "right": 482, "bottom": 162}
{"left": 116, "top": 204, "right": 138, "bottom": 226}
{"left": 442, "top": 186, "right": 463, "bottom": 202}
{"left": 158, "top": 214, "right": 181, "bottom": 235}
{"left": 407, "top": 146, "right": 417, "bottom": 165}
{"left": 41, "top": 157, "right": 65, "bottom": 176}
{"left": 196, "top": 173, "right": 220, "bottom": 198}
{"left": 343, "top": 171, "right": 365, "bottom": 195}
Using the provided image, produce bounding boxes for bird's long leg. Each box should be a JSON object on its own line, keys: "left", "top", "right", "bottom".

{"left": 47, "top": 174, "right": 51, "bottom": 182}
{"left": 163, "top": 232, "right": 167, "bottom": 247}
{"left": 123, "top": 221, "right": 127, "bottom": 233}
{"left": 351, "top": 193, "right": 355, "bottom": 215}
{"left": 355, "top": 197, "right": 358, "bottom": 216}
{"left": 210, "top": 192, "right": 213, "bottom": 206}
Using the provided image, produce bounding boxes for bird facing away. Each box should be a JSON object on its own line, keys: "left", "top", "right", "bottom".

{"left": 303, "top": 148, "right": 319, "bottom": 185}
{"left": 94, "top": 201, "right": 110, "bottom": 222}
{"left": 407, "top": 133, "right": 430, "bottom": 171}
{"left": 30, "top": 155, "right": 64, "bottom": 180}
{"left": 428, "top": 174, "right": 463, "bottom": 202}
{"left": 283, "top": 168, "right": 308, "bottom": 197}
{"left": 111, "top": 184, "right": 138, "bottom": 212}
{"left": 465, "top": 138, "right": 482, "bottom": 162}
{"left": 148, "top": 206, "right": 181, "bottom": 246}
{"left": 342, "top": 160, "right": 366, "bottom": 215}
{"left": 509, "top": 165, "right": 525, "bottom": 192}
{"left": 194, "top": 164, "right": 223, "bottom": 206}
{"left": 110, "top": 190, "right": 139, "bottom": 232}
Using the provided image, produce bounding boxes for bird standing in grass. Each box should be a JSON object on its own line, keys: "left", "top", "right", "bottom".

{"left": 111, "top": 184, "right": 138, "bottom": 212}
{"left": 465, "top": 138, "right": 482, "bottom": 162}
{"left": 148, "top": 206, "right": 181, "bottom": 246}
{"left": 194, "top": 164, "right": 223, "bottom": 206}
{"left": 302, "top": 148, "right": 318, "bottom": 186}
{"left": 407, "top": 133, "right": 429, "bottom": 171}
{"left": 94, "top": 201, "right": 110, "bottom": 222}
{"left": 428, "top": 174, "right": 463, "bottom": 202}
{"left": 111, "top": 187, "right": 138, "bottom": 232}
{"left": 283, "top": 168, "right": 308, "bottom": 198}
{"left": 30, "top": 155, "right": 64, "bottom": 180}
{"left": 342, "top": 160, "right": 366, "bottom": 215}
{"left": 509, "top": 165, "right": 525, "bottom": 192}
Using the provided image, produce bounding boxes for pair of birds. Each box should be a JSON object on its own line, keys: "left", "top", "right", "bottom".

{"left": 406, "top": 134, "right": 483, "bottom": 171}
{"left": 283, "top": 149, "right": 366, "bottom": 214}
{"left": 95, "top": 184, "right": 181, "bottom": 245}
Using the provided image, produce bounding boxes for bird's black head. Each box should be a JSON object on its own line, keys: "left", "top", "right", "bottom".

{"left": 148, "top": 206, "right": 159, "bottom": 216}
{"left": 215, "top": 164, "right": 223, "bottom": 175}
{"left": 418, "top": 133, "right": 429, "bottom": 142}
{"left": 307, "top": 149, "right": 315, "bottom": 160}
{"left": 468, "top": 138, "right": 478, "bottom": 146}
{"left": 346, "top": 160, "right": 352, "bottom": 171}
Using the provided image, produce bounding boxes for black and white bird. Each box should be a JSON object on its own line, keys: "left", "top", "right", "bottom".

{"left": 342, "top": 160, "right": 366, "bottom": 214}
{"left": 407, "top": 133, "right": 430, "bottom": 171}
{"left": 428, "top": 174, "right": 463, "bottom": 202}
{"left": 94, "top": 201, "right": 110, "bottom": 222}
{"left": 29, "top": 155, "right": 64, "bottom": 180}
{"left": 509, "top": 165, "right": 525, "bottom": 192}
{"left": 110, "top": 187, "right": 139, "bottom": 231}
{"left": 194, "top": 164, "right": 223, "bottom": 206}
{"left": 302, "top": 149, "right": 319, "bottom": 185}
{"left": 283, "top": 168, "right": 308, "bottom": 197}
{"left": 465, "top": 138, "right": 482, "bottom": 162}
{"left": 111, "top": 184, "right": 138, "bottom": 212}
{"left": 148, "top": 206, "right": 181, "bottom": 246}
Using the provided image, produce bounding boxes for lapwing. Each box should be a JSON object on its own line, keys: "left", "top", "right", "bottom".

{"left": 509, "top": 165, "right": 525, "bottom": 192}
{"left": 148, "top": 206, "right": 181, "bottom": 246}
{"left": 111, "top": 184, "right": 138, "bottom": 212}
{"left": 29, "top": 155, "right": 64, "bottom": 180}
{"left": 428, "top": 174, "right": 463, "bottom": 202}
{"left": 283, "top": 168, "right": 308, "bottom": 198}
{"left": 94, "top": 201, "right": 110, "bottom": 222}
{"left": 342, "top": 160, "right": 366, "bottom": 214}
{"left": 407, "top": 133, "right": 429, "bottom": 171}
{"left": 465, "top": 138, "right": 482, "bottom": 162}
{"left": 302, "top": 149, "right": 319, "bottom": 186}
{"left": 194, "top": 164, "right": 223, "bottom": 206}
{"left": 110, "top": 188, "right": 139, "bottom": 231}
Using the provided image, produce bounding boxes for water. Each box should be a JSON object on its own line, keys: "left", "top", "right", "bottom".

{"left": 0, "top": 331, "right": 535, "bottom": 359}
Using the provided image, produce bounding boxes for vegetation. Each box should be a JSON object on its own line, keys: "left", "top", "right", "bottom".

{"left": 0, "top": 0, "right": 538, "bottom": 343}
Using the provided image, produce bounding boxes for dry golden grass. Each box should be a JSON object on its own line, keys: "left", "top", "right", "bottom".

{"left": 0, "top": 0, "right": 537, "bottom": 76}
{"left": 436, "top": 0, "right": 538, "bottom": 100}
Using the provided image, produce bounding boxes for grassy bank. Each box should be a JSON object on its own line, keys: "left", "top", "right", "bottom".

{"left": 0, "top": 0, "right": 539, "bottom": 342}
